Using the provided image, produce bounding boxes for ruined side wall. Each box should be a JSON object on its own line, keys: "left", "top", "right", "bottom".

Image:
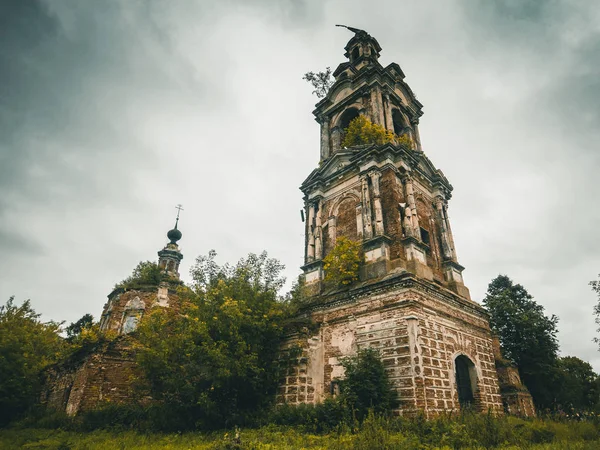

{"left": 42, "top": 338, "right": 140, "bottom": 416}
{"left": 280, "top": 281, "right": 503, "bottom": 416}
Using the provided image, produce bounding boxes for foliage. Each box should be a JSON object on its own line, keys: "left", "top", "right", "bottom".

{"left": 134, "top": 250, "right": 292, "bottom": 430}
{"left": 553, "top": 356, "right": 600, "bottom": 413}
{"left": 115, "top": 261, "right": 166, "bottom": 290}
{"left": 341, "top": 115, "right": 395, "bottom": 148}
{"left": 323, "top": 237, "right": 363, "bottom": 287}
{"left": 483, "top": 275, "right": 560, "bottom": 409}
{"left": 5, "top": 414, "right": 600, "bottom": 449}
{"left": 0, "top": 297, "right": 65, "bottom": 426}
{"left": 65, "top": 314, "right": 94, "bottom": 341}
{"left": 302, "top": 67, "right": 334, "bottom": 98}
{"left": 591, "top": 275, "right": 600, "bottom": 350}
{"left": 337, "top": 348, "right": 397, "bottom": 420}
{"left": 269, "top": 398, "right": 352, "bottom": 433}
{"left": 396, "top": 133, "right": 413, "bottom": 150}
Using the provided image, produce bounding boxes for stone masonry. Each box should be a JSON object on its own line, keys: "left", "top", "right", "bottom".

{"left": 281, "top": 27, "right": 533, "bottom": 416}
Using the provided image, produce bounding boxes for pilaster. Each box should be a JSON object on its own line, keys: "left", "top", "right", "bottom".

{"left": 361, "top": 175, "right": 373, "bottom": 239}
{"left": 369, "top": 170, "right": 385, "bottom": 236}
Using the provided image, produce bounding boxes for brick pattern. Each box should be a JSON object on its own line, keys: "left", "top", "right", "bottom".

{"left": 42, "top": 338, "right": 141, "bottom": 415}
{"left": 279, "top": 279, "right": 504, "bottom": 417}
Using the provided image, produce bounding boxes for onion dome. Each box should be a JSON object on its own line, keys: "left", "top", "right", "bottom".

{"left": 167, "top": 221, "right": 182, "bottom": 244}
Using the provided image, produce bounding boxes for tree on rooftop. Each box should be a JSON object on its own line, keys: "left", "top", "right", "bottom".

{"left": 303, "top": 67, "right": 334, "bottom": 98}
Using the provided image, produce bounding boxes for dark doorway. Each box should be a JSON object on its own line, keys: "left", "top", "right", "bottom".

{"left": 455, "top": 355, "right": 475, "bottom": 409}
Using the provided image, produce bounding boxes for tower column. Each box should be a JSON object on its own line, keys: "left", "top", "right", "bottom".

{"left": 370, "top": 86, "right": 385, "bottom": 127}
{"left": 331, "top": 126, "right": 342, "bottom": 153}
{"left": 356, "top": 204, "right": 364, "bottom": 240}
{"left": 443, "top": 201, "right": 458, "bottom": 261}
{"left": 361, "top": 175, "right": 373, "bottom": 239}
{"left": 306, "top": 202, "right": 316, "bottom": 261}
{"left": 434, "top": 196, "right": 453, "bottom": 260}
{"left": 411, "top": 119, "right": 423, "bottom": 152}
{"left": 320, "top": 117, "right": 331, "bottom": 160}
{"left": 328, "top": 216, "right": 337, "bottom": 249}
{"left": 314, "top": 200, "right": 323, "bottom": 260}
{"left": 383, "top": 91, "right": 394, "bottom": 133}
{"left": 403, "top": 176, "right": 420, "bottom": 237}
{"left": 369, "top": 170, "right": 385, "bottom": 236}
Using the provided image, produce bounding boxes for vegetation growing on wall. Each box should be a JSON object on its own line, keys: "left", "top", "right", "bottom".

{"left": 115, "top": 261, "right": 168, "bottom": 290}
{"left": 302, "top": 67, "right": 334, "bottom": 98}
{"left": 323, "top": 237, "right": 363, "bottom": 287}
{"left": 342, "top": 115, "right": 395, "bottom": 148}
{"left": 341, "top": 115, "right": 414, "bottom": 150}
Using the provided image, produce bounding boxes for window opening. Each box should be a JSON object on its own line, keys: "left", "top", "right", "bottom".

{"left": 420, "top": 227, "right": 430, "bottom": 246}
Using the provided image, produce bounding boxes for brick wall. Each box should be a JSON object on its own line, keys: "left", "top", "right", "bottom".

{"left": 279, "top": 274, "right": 504, "bottom": 416}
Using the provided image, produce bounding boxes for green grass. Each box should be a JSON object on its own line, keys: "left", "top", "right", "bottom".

{"left": 2, "top": 414, "right": 600, "bottom": 450}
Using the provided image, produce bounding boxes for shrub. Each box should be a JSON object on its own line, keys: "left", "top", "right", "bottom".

{"left": 341, "top": 116, "right": 395, "bottom": 148}
{"left": 323, "top": 237, "right": 363, "bottom": 287}
{"left": 338, "top": 348, "right": 397, "bottom": 420}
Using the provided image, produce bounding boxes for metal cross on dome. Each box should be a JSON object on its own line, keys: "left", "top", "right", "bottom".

{"left": 175, "top": 204, "right": 184, "bottom": 218}
{"left": 175, "top": 204, "right": 184, "bottom": 226}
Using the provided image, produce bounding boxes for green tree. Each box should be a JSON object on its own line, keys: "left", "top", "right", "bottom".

{"left": 338, "top": 347, "right": 397, "bottom": 420}
{"left": 553, "top": 356, "right": 600, "bottom": 413}
{"left": 135, "top": 251, "right": 291, "bottom": 429}
{"left": 0, "top": 297, "right": 65, "bottom": 426}
{"left": 65, "top": 313, "right": 94, "bottom": 340}
{"left": 483, "top": 275, "right": 559, "bottom": 409}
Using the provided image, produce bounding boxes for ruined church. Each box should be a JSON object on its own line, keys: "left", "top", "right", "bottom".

{"left": 42, "top": 28, "right": 534, "bottom": 417}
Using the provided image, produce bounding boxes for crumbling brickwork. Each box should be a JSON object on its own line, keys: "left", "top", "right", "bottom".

{"left": 492, "top": 338, "right": 536, "bottom": 416}
{"left": 42, "top": 337, "right": 140, "bottom": 415}
{"left": 43, "top": 225, "right": 184, "bottom": 416}
{"left": 281, "top": 274, "right": 504, "bottom": 416}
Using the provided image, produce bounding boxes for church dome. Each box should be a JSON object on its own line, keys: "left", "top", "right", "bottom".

{"left": 167, "top": 226, "right": 182, "bottom": 244}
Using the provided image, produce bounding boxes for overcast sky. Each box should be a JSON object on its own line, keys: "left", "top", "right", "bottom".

{"left": 1, "top": 0, "right": 599, "bottom": 369}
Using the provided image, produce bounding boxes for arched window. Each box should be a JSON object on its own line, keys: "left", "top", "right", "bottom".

{"left": 122, "top": 296, "right": 145, "bottom": 334}
{"left": 336, "top": 197, "right": 359, "bottom": 241}
{"left": 455, "top": 355, "right": 477, "bottom": 409}
{"left": 339, "top": 108, "right": 360, "bottom": 131}
{"left": 351, "top": 47, "right": 360, "bottom": 61}
{"left": 392, "top": 109, "right": 405, "bottom": 136}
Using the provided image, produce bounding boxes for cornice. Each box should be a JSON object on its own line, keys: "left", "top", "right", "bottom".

{"left": 301, "top": 271, "right": 487, "bottom": 320}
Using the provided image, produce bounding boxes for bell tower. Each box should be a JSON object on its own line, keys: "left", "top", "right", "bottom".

{"left": 283, "top": 28, "right": 504, "bottom": 416}
{"left": 302, "top": 26, "right": 468, "bottom": 299}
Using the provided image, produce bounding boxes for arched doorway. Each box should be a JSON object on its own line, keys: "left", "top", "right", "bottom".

{"left": 455, "top": 355, "right": 477, "bottom": 409}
